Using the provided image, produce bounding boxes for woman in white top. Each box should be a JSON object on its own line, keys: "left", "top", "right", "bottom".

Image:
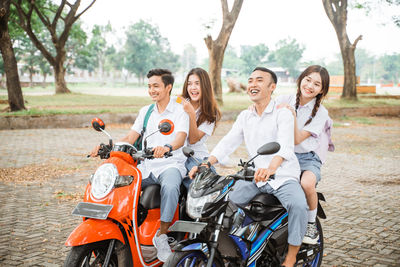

{"left": 276, "top": 65, "right": 331, "bottom": 245}
{"left": 180, "top": 67, "right": 221, "bottom": 176}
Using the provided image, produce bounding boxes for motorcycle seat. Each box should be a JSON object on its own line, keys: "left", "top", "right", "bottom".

{"left": 241, "top": 193, "right": 286, "bottom": 222}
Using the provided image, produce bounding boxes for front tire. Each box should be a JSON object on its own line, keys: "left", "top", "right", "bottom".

{"left": 164, "top": 250, "right": 224, "bottom": 267}
{"left": 63, "top": 240, "right": 131, "bottom": 267}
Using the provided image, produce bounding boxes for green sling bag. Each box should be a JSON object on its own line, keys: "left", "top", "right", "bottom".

{"left": 133, "top": 104, "right": 155, "bottom": 150}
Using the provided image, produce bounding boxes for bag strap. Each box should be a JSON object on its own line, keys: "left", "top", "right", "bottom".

{"left": 142, "top": 104, "right": 155, "bottom": 133}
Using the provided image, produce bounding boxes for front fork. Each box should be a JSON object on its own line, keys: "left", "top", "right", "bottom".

{"left": 103, "top": 239, "right": 116, "bottom": 267}
{"left": 206, "top": 211, "right": 225, "bottom": 267}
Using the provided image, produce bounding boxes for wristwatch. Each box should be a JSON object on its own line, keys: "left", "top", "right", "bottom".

{"left": 164, "top": 144, "right": 173, "bottom": 152}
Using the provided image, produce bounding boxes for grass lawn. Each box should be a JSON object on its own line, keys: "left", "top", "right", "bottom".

{"left": 1, "top": 84, "right": 400, "bottom": 116}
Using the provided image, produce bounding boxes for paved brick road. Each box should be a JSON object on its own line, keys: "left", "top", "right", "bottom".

{"left": 0, "top": 117, "right": 399, "bottom": 266}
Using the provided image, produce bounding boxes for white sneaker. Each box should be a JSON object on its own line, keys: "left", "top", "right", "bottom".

{"left": 302, "top": 222, "right": 319, "bottom": 245}
{"left": 152, "top": 230, "right": 172, "bottom": 262}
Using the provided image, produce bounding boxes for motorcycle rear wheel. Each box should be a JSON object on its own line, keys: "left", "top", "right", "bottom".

{"left": 300, "top": 218, "right": 324, "bottom": 267}
{"left": 164, "top": 250, "right": 224, "bottom": 267}
{"left": 63, "top": 239, "right": 131, "bottom": 267}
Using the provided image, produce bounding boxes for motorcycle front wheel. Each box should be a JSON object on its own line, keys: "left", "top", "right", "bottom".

{"left": 165, "top": 250, "right": 224, "bottom": 267}
{"left": 63, "top": 239, "right": 131, "bottom": 267}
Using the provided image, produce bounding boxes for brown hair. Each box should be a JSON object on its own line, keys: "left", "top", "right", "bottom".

{"left": 181, "top": 68, "right": 221, "bottom": 127}
{"left": 295, "top": 65, "right": 330, "bottom": 126}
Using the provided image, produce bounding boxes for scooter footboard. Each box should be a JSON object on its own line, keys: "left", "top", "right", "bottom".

{"left": 65, "top": 219, "right": 125, "bottom": 246}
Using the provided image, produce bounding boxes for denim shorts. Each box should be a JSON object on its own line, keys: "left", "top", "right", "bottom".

{"left": 295, "top": 151, "right": 322, "bottom": 184}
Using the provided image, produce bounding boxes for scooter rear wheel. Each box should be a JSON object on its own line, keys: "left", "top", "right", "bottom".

{"left": 63, "top": 239, "right": 131, "bottom": 267}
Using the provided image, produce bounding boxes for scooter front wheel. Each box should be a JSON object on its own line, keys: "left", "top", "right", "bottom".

{"left": 164, "top": 250, "right": 224, "bottom": 267}
{"left": 63, "top": 239, "right": 131, "bottom": 267}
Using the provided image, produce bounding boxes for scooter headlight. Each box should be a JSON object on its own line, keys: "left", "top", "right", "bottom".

{"left": 186, "top": 191, "right": 220, "bottom": 219}
{"left": 91, "top": 163, "right": 118, "bottom": 199}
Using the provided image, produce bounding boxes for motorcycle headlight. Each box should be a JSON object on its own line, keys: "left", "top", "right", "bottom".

{"left": 91, "top": 163, "right": 118, "bottom": 199}
{"left": 186, "top": 191, "right": 220, "bottom": 219}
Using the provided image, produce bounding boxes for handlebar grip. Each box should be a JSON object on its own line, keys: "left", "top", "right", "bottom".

{"left": 198, "top": 165, "right": 209, "bottom": 173}
{"left": 164, "top": 151, "right": 173, "bottom": 158}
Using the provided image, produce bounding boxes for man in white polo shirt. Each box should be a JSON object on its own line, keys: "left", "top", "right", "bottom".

{"left": 189, "top": 67, "right": 307, "bottom": 267}
{"left": 92, "top": 69, "right": 189, "bottom": 262}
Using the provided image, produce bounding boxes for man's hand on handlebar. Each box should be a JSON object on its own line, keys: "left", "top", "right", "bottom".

{"left": 188, "top": 166, "right": 199, "bottom": 179}
{"left": 152, "top": 146, "right": 170, "bottom": 158}
{"left": 90, "top": 145, "right": 101, "bottom": 157}
{"left": 189, "top": 161, "right": 211, "bottom": 179}
{"left": 254, "top": 168, "right": 273, "bottom": 183}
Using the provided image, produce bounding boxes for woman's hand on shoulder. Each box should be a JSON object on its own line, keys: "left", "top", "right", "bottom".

{"left": 277, "top": 103, "right": 296, "bottom": 117}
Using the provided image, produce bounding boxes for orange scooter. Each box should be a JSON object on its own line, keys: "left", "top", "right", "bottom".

{"left": 64, "top": 118, "right": 190, "bottom": 267}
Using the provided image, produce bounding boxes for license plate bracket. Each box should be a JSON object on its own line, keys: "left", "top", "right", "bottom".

{"left": 168, "top": 220, "right": 207, "bottom": 234}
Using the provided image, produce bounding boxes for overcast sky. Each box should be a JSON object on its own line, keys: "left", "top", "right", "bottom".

{"left": 80, "top": 0, "right": 400, "bottom": 62}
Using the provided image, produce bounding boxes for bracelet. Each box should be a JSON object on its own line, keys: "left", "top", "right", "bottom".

{"left": 164, "top": 144, "right": 173, "bottom": 152}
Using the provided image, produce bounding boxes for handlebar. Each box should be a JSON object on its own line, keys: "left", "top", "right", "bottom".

{"left": 228, "top": 172, "right": 275, "bottom": 182}
{"left": 131, "top": 147, "right": 173, "bottom": 161}
{"left": 89, "top": 144, "right": 173, "bottom": 160}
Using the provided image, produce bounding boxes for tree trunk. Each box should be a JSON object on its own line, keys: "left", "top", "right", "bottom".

{"left": 322, "top": 0, "right": 362, "bottom": 101}
{"left": 42, "top": 73, "right": 47, "bottom": 88}
{"left": 341, "top": 46, "right": 357, "bottom": 99}
{"left": 54, "top": 49, "right": 71, "bottom": 94}
{"left": 208, "top": 43, "right": 224, "bottom": 103}
{"left": 54, "top": 62, "right": 70, "bottom": 94}
{"left": 0, "top": 1, "right": 25, "bottom": 111}
{"left": 204, "top": 0, "right": 243, "bottom": 105}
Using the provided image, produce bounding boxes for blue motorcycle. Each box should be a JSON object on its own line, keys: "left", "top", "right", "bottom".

{"left": 166, "top": 142, "right": 326, "bottom": 267}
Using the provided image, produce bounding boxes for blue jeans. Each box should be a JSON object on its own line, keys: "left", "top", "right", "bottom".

{"left": 141, "top": 168, "right": 182, "bottom": 222}
{"left": 228, "top": 179, "right": 308, "bottom": 246}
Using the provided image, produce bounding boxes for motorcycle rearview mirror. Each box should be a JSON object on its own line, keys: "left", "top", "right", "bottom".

{"left": 183, "top": 147, "right": 202, "bottom": 165}
{"left": 257, "top": 142, "right": 280, "bottom": 155}
{"left": 244, "top": 142, "right": 281, "bottom": 168}
{"left": 91, "top": 118, "right": 105, "bottom": 131}
{"left": 183, "top": 147, "right": 195, "bottom": 158}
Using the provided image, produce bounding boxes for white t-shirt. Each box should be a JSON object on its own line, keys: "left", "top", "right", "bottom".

{"left": 131, "top": 98, "right": 189, "bottom": 178}
{"left": 274, "top": 94, "right": 329, "bottom": 154}
{"left": 211, "top": 99, "right": 300, "bottom": 190}
{"left": 186, "top": 109, "right": 215, "bottom": 160}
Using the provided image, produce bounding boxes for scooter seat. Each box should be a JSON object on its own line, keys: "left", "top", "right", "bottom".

{"left": 140, "top": 185, "right": 161, "bottom": 210}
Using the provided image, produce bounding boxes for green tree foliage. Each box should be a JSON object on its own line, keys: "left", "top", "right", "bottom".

{"left": 222, "top": 46, "right": 244, "bottom": 72}
{"left": 380, "top": 53, "right": 400, "bottom": 82}
{"left": 181, "top": 44, "right": 198, "bottom": 72}
{"left": 123, "top": 20, "right": 180, "bottom": 84}
{"left": 11, "top": 0, "right": 96, "bottom": 93}
{"left": 240, "top": 44, "right": 269, "bottom": 75}
{"left": 272, "top": 37, "right": 304, "bottom": 78}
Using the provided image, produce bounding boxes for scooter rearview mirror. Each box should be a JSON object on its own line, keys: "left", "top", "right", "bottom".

{"left": 91, "top": 118, "right": 105, "bottom": 132}
{"left": 257, "top": 142, "right": 280, "bottom": 155}
{"left": 159, "top": 119, "right": 174, "bottom": 135}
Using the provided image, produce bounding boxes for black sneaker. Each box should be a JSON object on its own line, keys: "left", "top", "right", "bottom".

{"left": 303, "top": 222, "right": 319, "bottom": 245}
